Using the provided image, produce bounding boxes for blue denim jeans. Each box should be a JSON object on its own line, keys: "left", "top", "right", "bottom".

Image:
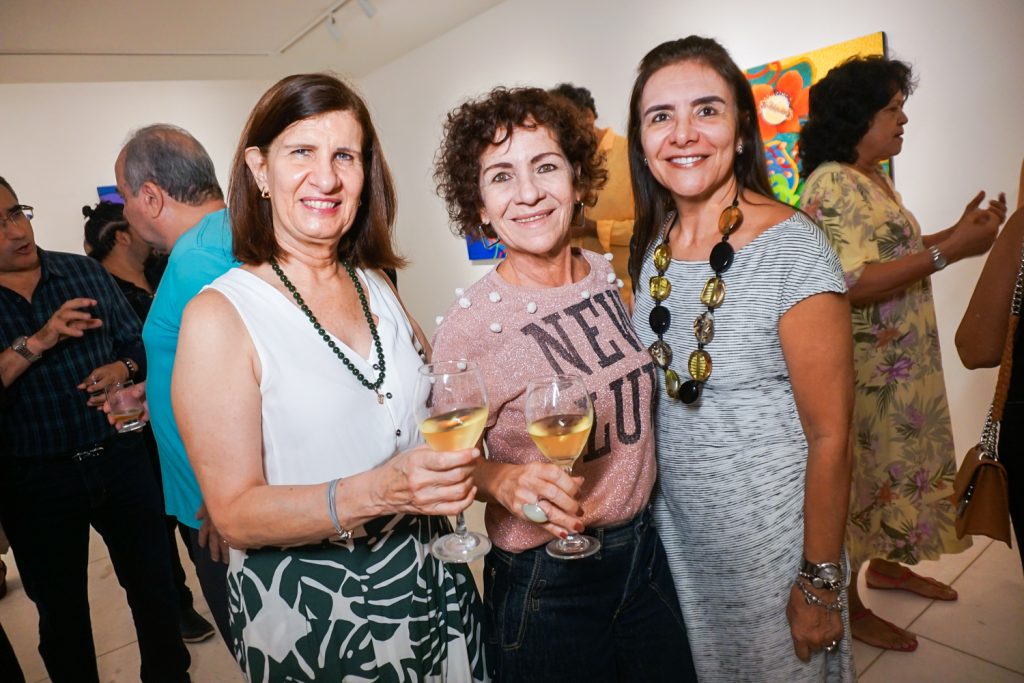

{"left": 484, "top": 506, "right": 697, "bottom": 682}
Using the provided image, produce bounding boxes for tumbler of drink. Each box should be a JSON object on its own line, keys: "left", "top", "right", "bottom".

{"left": 524, "top": 374, "right": 598, "bottom": 559}
{"left": 106, "top": 380, "right": 145, "bottom": 433}
{"left": 414, "top": 360, "right": 492, "bottom": 563}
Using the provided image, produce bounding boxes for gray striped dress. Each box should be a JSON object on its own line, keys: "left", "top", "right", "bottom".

{"left": 633, "top": 213, "right": 854, "bottom": 682}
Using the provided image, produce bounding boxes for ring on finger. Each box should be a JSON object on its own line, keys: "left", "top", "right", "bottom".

{"left": 522, "top": 501, "right": 548, "bottom": 524}
{"left": 824, "top": 640, "right": 839, "bottom": 653}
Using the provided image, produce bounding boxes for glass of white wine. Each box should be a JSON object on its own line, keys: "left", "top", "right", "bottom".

{"left": 414, "top": 360, "right": 492, "bottom": 563}
{"left": 106, "top": 380, "right": 145, "bottom": 433}
{"left": 524, "top": 373, "right": 599, "bottom": 560}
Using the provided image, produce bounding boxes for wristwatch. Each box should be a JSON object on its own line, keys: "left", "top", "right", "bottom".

{"left": 928, "top": 245, "right": 948, "bottom": 271}
{"left": 11, "top": 336, "right": 42, "bottom": 363}
{"left": 799, "top": 558, "right": 843, "bottom": 591}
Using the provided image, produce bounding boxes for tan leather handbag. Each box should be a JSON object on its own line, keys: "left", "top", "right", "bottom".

{"left": 953, "top": 245, "right": 1023, "bottom": 546}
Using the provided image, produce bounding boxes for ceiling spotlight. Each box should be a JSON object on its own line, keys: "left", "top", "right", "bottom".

{"left": 325, "top": 13, "right": 342, "bottom": 42}
{"left": 357, "top": 0, "right": 377, "bottom": 18}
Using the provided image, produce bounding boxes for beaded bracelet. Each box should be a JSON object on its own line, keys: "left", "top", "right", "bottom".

{"left": 794, "top": 576, "right": 845, "bottom": 612}
{"left": 326, "top": 478, "right": 352, "bottom": 542}
{"left": 119, "top": 357, "right": 137, "bottom": 379}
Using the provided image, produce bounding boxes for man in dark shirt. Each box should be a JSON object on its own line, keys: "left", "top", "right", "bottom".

{"left": 0, "top": 176, "right": 190, "bottom": 683}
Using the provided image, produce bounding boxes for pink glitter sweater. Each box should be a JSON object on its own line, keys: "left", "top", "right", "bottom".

{"left": 432, "top": 250, "right": 656, "bottom": 552}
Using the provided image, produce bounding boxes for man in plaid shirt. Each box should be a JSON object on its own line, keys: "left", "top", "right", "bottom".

{"left": 0, "top": 175, "right": 190, "bottom": 682}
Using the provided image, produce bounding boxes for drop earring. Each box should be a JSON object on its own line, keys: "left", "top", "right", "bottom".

{"left": 575, "top": 201, "right": 586, "bottom": 228}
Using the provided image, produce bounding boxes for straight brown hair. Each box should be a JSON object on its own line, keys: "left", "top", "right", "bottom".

{"left": 228, "top": 73, "right": 404, "bottom": 270}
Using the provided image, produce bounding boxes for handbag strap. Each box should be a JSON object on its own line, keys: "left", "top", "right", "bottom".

{"left": 982, "top": 240, "right": 1024, "bottom": 457}
{"left": 991, "top": 240, "right": 1024, "bottom": 422}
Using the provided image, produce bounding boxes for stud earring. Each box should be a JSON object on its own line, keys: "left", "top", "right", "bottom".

{"left": 643, "top": 157, "right": 649, "bottom": 166}
{"left": 260, "top": 187, "right": 270, "bottom": 199}
{"left": 736, "top": 142, "right": 744, "bottom": 154}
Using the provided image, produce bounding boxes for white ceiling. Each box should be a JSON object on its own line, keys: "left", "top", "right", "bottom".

{"left": 0, "top": 0, "right": 504, "bottom": 83}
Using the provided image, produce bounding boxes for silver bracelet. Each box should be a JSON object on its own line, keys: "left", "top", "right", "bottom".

{"left": 794, "top": 576, "right": 845, "bottom": 612}
{"left": 326, "top": 478, "right": 352, "bottom": 542}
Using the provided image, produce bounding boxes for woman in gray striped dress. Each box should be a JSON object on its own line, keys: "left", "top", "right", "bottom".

{"left": 626, "top": 36, "right": 855, "bottom": 681}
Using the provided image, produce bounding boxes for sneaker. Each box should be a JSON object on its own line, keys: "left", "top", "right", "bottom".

{"left": 179, "top": 607, "right": 215, "bottom": 643}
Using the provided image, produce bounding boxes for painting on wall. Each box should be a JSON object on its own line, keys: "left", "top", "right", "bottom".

{"left": 745, "top": 32, "right": 886, "bottom": 206}
{"left": 465, "top": 234, "right": 506, "bottom": 261}
{"left": 97, "top": 185, "right": 124, "bottom": 204}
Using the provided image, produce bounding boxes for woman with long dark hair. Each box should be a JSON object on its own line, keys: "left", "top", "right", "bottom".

{"left": 629, "top": 36, "right": 855, "bottom": 681}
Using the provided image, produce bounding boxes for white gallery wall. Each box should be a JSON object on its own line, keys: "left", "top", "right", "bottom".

{"left": 359, "top": 0, "right": 1024, "bottom": 457}
{"left": 0, "top": 78, "right": 271, "bottom": 253}
{"left": 1, "top": 0, "right": 1022, "bottom": 459}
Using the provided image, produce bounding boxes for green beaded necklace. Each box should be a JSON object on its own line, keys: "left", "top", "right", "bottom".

{"left": 270, "top": 258, "right": 387, "bottom": 404}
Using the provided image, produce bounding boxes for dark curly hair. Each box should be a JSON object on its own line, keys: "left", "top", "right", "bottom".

{"left": 82, "top": 201, "right": 128, "bottom": 262}
{"left": 626, "top": 36, "right": 773, "bottom": 289}
{"left": 799, "top": 56, "right": 916, "bottom": 178}
{"left": 434, "top": 87, "right": 607, "bottom": 240}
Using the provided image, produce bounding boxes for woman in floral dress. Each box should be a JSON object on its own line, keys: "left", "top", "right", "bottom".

{"left": 800, "top": 55, "right": 1007, "bottom": 652}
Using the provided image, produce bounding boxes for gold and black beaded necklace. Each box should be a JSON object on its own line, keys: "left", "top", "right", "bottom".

{"left": 647, "top": 190, "right": 743, "bottom": 404}
{"left": 270, "top": 258, "right": 388, "bottom": 403}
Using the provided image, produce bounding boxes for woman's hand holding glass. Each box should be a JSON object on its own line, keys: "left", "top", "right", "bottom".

{"left": 524, "top": 374, "right": 598, "bottom": 559}
{"left": 374, "top": 443, "right": 479, "bottom": 518}
{"left": 413, "top": 361, "right": 492, "bottom": 563}
{"left": 493, "top": 459, "right": 584, "bottom": 540}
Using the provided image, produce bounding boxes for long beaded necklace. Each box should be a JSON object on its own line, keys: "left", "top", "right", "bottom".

{"left": 270, "top": 258, "right": 388, "bottom": 404}
{"left": 647, "top": 191, "right": 743, "bottom": 404}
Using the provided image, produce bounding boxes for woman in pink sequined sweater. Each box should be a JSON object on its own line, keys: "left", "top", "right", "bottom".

{"left": 432, "top": 87, "right": 697, "bottom": 683}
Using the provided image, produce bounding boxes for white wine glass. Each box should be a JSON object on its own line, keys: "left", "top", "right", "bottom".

{"left": 524, "top": 373, "right": 599, "bottom": 560}
{"left": 106, "top": 380, "right": 145, "bottom": 433}
{"left": 414, "top": 360, "right": 492, "bottom": 563}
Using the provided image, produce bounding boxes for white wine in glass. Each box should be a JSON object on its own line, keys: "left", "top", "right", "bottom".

{"left": 421, "top": 406, "right": 488, "bottom": 452}
{"left": 414, "top": 361, "right": 492, "bottom": 563}
{"left": 524, "top": 374, "right": 599, "bottom": 560}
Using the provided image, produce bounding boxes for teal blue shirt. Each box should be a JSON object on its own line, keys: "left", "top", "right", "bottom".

{"left": 143, "top": 209, "right": 237, "bottom": 529}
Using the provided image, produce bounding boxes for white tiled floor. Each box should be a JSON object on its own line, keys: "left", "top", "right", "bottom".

{"left": 0, "top": 531, "right": 242, "bottom": 682}
{"left": 0, "top": 528, "right": 1021, "bottom": 682}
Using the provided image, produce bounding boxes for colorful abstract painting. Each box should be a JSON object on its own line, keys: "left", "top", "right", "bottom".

{"left": 745, "top": 32, "right": 886, "bottom": 206}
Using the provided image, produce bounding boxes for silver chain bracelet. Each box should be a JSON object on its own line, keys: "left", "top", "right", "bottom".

{"left": 795, "top": 576, "right": 845, "bottom": 612}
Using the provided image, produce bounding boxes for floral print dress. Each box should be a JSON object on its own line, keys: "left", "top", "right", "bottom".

{"left": 801, "top": 162, "right": 971, "bottom": 570}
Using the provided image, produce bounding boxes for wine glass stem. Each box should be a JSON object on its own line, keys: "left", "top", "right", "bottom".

{"left": 561, "top": 464, "right": 578, "bottom": 541}
{"left": 454, "top": 511, "right": 469, "bottom": 537}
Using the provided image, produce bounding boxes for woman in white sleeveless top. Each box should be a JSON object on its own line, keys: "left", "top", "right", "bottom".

{"left": 172, "top": 74, "right": 486, "bottom": 682}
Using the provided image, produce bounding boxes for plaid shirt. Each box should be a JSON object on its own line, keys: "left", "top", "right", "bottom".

{"left": 0, "top": 249, "right": 146, "bottom": 458}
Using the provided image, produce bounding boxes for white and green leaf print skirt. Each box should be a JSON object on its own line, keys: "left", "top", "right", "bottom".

{"left": 227, "top": 514, "right": 487, "bottom": 682}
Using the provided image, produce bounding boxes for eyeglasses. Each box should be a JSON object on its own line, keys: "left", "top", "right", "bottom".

{"left": 0, "top": 205, "right": 34, "bottom": 229}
